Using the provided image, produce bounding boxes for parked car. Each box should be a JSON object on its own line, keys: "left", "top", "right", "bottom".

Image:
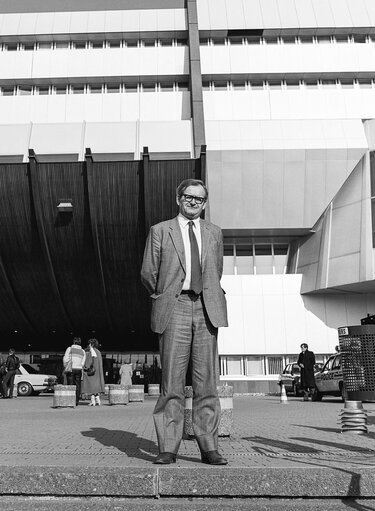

{"left": 14, "top": 363, "right": 57, "bottom": 396}
{"left": 279, "top": 362, "right": 324, "bottom": 396}
{"left": 312, "top": 354, "right": 345, "bottom": 402}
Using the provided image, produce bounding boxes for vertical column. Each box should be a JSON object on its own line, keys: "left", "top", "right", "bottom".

{"left": 187, "top": 0, "right": 206, "bottom": 159}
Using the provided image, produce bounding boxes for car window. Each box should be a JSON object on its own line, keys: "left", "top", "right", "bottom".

{"left": 322, "top": 357, "right": 334, "bottom": 372}
{"left": 292, "top": 364, "right": 300, "bottom": 375}
{"left": 332, "top": 355, "right": 341, "bottom": 370}
{"left": 283, "top": 364, "right": 291, "bottom": 374}
{"left": 21, "top": 363, "right": 39, "bottom": 374}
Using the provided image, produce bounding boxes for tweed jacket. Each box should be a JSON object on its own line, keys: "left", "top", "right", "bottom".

{"left": 141, "top": 217, "right": 228, "bottom": 334}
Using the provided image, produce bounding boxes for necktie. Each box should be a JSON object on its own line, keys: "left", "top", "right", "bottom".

{"left": 188, "top": 221, "right": 202, "bottom": 295}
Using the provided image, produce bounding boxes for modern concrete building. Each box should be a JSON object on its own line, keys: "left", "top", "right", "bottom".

{"left": 1, "top": 0, "right": 375, "bottom": 390}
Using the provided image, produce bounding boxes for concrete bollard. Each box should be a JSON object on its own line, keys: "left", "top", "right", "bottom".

{"left": 104, "top": 384, "right": 109, "bottom": 396}
{"left": 108, "top": 384, "right": 128, "bottom": 405}
{"left": 129, "top": 384, "right": 144, "bottom": 402}
{"left": 184, "top": 385, "right": 234, "bottom": 437}
{"left": 148, "top": 384, "right": 160, "bottom": 397}
{"left": 53, "top": 385, "right": 76, "bottom": 408}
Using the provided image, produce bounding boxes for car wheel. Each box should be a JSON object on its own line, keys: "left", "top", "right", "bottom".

{"left": 311, "top": 388, "right": 322, "bottom": 401}
{"left": 17, "top": 382, "right": 33, "bottom": 397}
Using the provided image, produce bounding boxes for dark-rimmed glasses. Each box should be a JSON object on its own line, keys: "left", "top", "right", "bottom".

{"left": 180, "top": 193, "right": 207, "bottom": 205}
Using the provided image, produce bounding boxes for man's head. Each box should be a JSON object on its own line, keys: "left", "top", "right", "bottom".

{"left": 73, "top": 337, "right": 82, "bottom": 346}
{"left": 176, "top": 179, "right": 208, "bottom": 220}
{"left": 300, "top": 343, "right": 308, "bottom": 351}
{"left": 8, "top": 348, "right": 15, "bottom": 355}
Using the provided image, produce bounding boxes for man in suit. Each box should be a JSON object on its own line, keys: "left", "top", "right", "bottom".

{"left": 297, "top": 343, "right": 316, "bottom": 401}
{"left": 141, "top": 178, "right": 228, "bottom": 465}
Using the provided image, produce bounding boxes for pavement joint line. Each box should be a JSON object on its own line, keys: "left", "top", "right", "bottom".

{"left": 1, "top": 451, "right": 374, "bottom": 457}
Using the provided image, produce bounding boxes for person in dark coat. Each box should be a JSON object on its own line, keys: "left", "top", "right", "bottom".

{"left": 2, "top": 348, "right": 20, "bottom": 398}
{"left": 297, "top": 343, "right": 316, "bottom": 401}
{"left": 81, "top": 338, "right": 105, "bottom": 406}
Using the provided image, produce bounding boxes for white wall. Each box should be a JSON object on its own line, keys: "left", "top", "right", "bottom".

{"left": 218, "top": 274, "right": 375, "bottom": 356}
{"left": 0, "top": 9, "right": 187, "bottom": 36}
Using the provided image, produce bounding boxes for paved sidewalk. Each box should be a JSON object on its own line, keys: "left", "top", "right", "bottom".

{"left": 1, "top": 394, "right": 375, "bottom": 498}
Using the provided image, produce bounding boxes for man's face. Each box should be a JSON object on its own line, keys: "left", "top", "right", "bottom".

{"left": 176, "top": 185, "right": 207, "bottom": 220}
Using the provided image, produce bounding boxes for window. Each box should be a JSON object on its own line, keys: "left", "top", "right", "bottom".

{"left": 159, "top": 83, "right": 174, "bottom": 92}
{"left": 285, "top": 80, "right": 300, "bottom": 89}
{"left": 18, "top": 86, "right": 32, "bottom": 95}
{"left": 340, "top": 80, "right": 354, "bottom": 89}
{"left": 321, "top": 80, "right": 337, "bottom": 89}
{"left": 144, "top": 40, "right": 156, "bottom": 47}
{"left": 236, "top": 245, "right": 254, "bottom": 275}
{"left": 249, "top": 81, "right": 264, "bottom": 90}
{"left": 142, "top": 83, "right": 156, "bottom": 93}
{"left": 89, "top": 84, "right": 103, "bottom": 94}
{"left": 6, "top": 43, "right": 18, "bottom": 51}
{"left": 245, "top": 357, "right": 264, "bottom": 376}
{"left": 73, "top": 41, "right": 86, "bottom": 49}
{"left": 125, "top": 40, "right": 138, "bottom": 47}
{"left": 36, "top": 86, "right": 50, "bottom": 95}
{"left": 2, "top": 87, "right": 14, "bottom": 96}
{"left": 267, "top": 356, "right": 283, "bottom": 375}
{"left": 55, "top": 41, "right": 70, "bottom": 49}
{"left": 71, "top": 85, "right": 85, "bottom": 94}
{"left": 38, "top": 42, "right": 52, "bottom": 50}
{"left": 212, "top": 38, "right": 226, "bottom": 45}
{"left": 226, "top": 356, "right": 243, "bottom": 376}
{"left": 334, "top": 35, "right": 349, "bottom": 43}
{"left": 124, "top": 84, "right": 138, "bottom": 93}
{"left": 107, "top": 40, "right": 121, "bottom": 48}
{"left": 55, "top": 86, "right": 67, "bottom": 95}
{"left": 159, "top": 39, "right": 173, "bottom": 47}
{"left": 358, "top": 79, "right": 373, "bottom": 88}
{"left": 304, "top": 81, "right": 318, "bottom": 89}
{"left": 106, "top": 84, "right": 119, "bottom": 93}
{"left": 91, "top": 41, "right": 104, "bottom": 49}
{"left": 177, "top": 83, "right": 189, "bottom": 91}
{"left": 268, "top": 81, "right": 282, "bottom": 90}
{"left": 24, "top": 43, "right": 35, "bottom": 51}
{"left": 232, "top": 81, "right": 246, "bottom": 90}
{"left": 214, "top": 81, "right": 228, "bottom": 91}
{"left": 246, "top": 36, "right": 261, "bottom": 45}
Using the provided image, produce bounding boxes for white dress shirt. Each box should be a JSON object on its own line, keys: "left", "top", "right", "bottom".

{"left": 177, "top": 214, "right": 202, "bottom": 291}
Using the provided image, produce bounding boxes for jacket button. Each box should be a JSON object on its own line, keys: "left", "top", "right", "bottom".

{"left": 175, "top": 294, "right": 179, "bottom": 298}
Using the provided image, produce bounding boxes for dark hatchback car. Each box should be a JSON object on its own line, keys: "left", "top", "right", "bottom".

{"left": 279, "top": 362, "right": 324, "bottom": 396}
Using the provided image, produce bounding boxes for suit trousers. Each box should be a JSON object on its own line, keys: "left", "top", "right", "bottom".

{"left": 153, "top": 293, "right": 220, "bottom": 454}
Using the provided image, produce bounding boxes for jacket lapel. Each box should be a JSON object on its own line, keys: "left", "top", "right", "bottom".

{"left": 169, "top": 217, "right": 186, "bottom": 272}
{"left": 200, "top": 220, "right": 211, "bottom": 267}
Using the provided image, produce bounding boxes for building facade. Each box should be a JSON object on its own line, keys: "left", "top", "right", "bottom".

{"left": 1, "top": 0, "right": 375, "bottom": 390}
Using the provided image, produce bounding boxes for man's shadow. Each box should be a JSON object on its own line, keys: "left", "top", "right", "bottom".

{"left": 81, "top": 428, "right": 198, "bottom": 463}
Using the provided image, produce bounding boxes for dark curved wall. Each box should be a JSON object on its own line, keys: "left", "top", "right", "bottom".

{"left": 0, "top": 155, "right": 201, "bottom": 351}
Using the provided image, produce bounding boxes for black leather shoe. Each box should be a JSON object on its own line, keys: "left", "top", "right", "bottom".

{"left": 201, "top": 450, "right": 228, "bottom": 465}
{"left": 153, "top": 452, "right": 176, "bottom": 464}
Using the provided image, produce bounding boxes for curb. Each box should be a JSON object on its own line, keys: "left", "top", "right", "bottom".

{"left": 2, "top": 467, "right": 375, "bottom": 498}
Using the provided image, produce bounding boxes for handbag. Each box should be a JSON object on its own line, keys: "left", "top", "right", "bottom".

{"left": 86, "top": 364, "right": 95, "bottom": 376}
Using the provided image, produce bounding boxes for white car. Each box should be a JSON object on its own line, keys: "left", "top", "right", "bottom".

{"left": 14, "top": 363, "right": 57, "bottom": 396}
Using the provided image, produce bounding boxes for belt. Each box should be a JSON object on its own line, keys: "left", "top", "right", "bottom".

{"left": 180, "top": 290, "right": 201, "bottom": 296}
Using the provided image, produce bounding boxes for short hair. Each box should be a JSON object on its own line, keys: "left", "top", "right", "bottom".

{"left": 73, "top": 337, "right": 82, "bottom": 345}
{"left": 300, "top": 343, "right": 308, "bottom": 349}
{"left": 176, "top": 179, "right": 208, "bottom": 199}
{"left": 89, "top": 338, "right": 99, "bottom": 349}
{"left": 8, "top": 348, "right": 15, "bottom": 354}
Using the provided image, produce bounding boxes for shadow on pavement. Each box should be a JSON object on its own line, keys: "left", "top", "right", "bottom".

{"left": 81, "top": 428, "right": 198, "bottom": 463}
{"left": 241, "top": 436, "right": 321, "bottom": 453}
{"left": 289, "top": 436, "right": 373, "bottom": 453}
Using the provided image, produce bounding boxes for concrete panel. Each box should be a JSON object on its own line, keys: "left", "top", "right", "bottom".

{"left": 259, "top": 0, "right": 281, "bottom": 29}
{"left": 206, "top": 0, "right": 228, "bottom": 30}
{"left": 283, "top": 160, "right": 306, "bottom": 226}
{"left": 35, "top": 12, "right": 55, "bottom": 34}
{"left": 242, "top": 0, "right": 263, "bottom": 28}
{"left": 69, "top": 11, "right": 88, "bottom": 34}
{"left": 29, "top": 123, "right": 84, "bottom": 155}
{"left": 328, "top": 0, "right": 353, "bottom": 28}
{"left": 139, "top": 120, "right": 192, "bottom": 155}
{"left": 84, "top": 122, "right": 137, "bottom": 153}
{"left": 311, "top": 0, "right": 335, "bottom": 28}
{"left": 278, "top": 0, "right": 299, "bottom": 29}
{"left": 0, "top": 123, "right": 31, "bottom": 156}
{"left": 0, "top": 13, "right": 20, "bottom": 35}
{"left": 52, "top": 12, "right": 71, "bottom": 34}
{"left": 294, "top": 0, "right": 317, "bottom": 31}
{"left": 105, "top": 10, "right": 124, "bottom": 33}
{"left": 18, "top": 13, "right": 37, "bottom": 35}
{"left": 226, "top": 0, "right": 246, "bottom": 29}
{"left": 346, "top": 0, "right": 371, "bottom": 26}
{"left": 330, "top": 202, "right": 362, "bottom": 258}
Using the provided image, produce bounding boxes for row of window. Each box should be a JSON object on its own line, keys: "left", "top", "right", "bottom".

{"left": 0, "top": 39, "right": 188, "bottom": 51}
{"left": 0, "top": 82, "right": 189, "bottom": 96}
{"left": 0, "top": 34, "right": 371, "bottom": 51}
{"left": 2, "top": 79, "right": 373, "bottom": 97}
{"left": 201, "top": 34, "right": 371, "bottom": 46}
{"left": 220, "top": 354, "right": 328, "bottom": 377}
{"left": 203, "top": 78, "right": 375, "bottom": 91}
{"left": 223, "top": 243, "right": 289, "bottom": 276}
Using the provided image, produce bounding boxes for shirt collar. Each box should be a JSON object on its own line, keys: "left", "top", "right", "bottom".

{"left": 178, "top": 214, "right": 200, "bottom": 228}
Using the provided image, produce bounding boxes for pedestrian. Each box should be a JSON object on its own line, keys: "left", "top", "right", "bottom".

{"left": 119, "top": 360, "right": 133, "bottom": 387}
{"left": 297, "top": 343, "right": 316, "bottom": 401}
{"left": 141, "top": 178, "right": 228, "bottom": 465}
{"left": 81, "top": 338, "right": 105, "bottom": 406}
{"left": 63, "top": 337, "right": 86, "bottom": 406}
{"left": 2, "top": 348, "right": 20, "bottom": 399}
